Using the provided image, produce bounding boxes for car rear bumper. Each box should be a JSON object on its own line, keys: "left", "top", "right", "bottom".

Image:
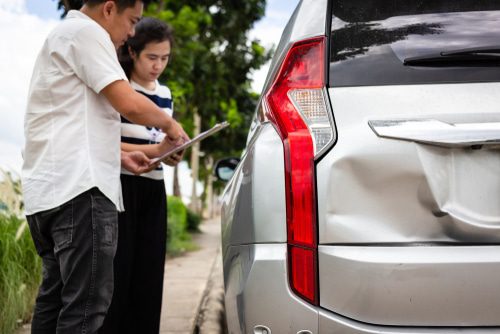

{"left": 223, "top": 243, "right": 318, "bottom": 333}
{"left": 318, "top": 245, "right": 500, "bottom": 326}
{"left": 223, "top": 243, "right": 500, "bottom": 333}
{"left": 319, "top": 310, "right": 500, "bottom": 333}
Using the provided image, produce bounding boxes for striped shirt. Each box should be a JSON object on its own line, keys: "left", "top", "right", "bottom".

{"left": 121, "top": 80, "right": 173, "bottom": 180}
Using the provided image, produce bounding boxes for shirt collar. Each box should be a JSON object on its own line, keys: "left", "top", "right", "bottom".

{"left": 66, "top": 10, "right": 92, "bottom": 20}
{"left": 65, "top": 10, "right": 114, "bottom": 47}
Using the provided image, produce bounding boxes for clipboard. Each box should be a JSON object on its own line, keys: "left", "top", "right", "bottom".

{"left": 150, "top": 121, "right": 230, "bottom": 165}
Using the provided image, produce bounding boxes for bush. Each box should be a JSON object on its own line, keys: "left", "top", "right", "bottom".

{"left": 166, "top": 196, "right": 198, "bottom": 255}
{"left": 186, "top": 208, "right": 201, "bottom": 232}
{"left": 0, "top": 215, "right": 41, "bottom": 334}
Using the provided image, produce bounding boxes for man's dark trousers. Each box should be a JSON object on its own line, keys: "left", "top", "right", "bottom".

{"left": 27, "top": 188, "right": 118, "bottom": 334}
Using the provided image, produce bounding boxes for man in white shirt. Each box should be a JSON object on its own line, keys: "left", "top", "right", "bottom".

{"left": 22, "top": 1, "right": 186, "bottom": 333}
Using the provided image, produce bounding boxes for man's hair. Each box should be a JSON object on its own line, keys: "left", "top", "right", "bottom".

{"left": 83, "top": 0, "right": 152, "bottom": 12}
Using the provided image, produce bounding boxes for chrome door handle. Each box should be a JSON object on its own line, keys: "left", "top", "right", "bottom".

{"left": 368, "top": 119, "right": 500, "bottom": 148}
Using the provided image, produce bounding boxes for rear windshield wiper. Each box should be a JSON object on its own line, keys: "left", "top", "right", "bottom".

{"left": 404, "top": 46, "right": 500, "bottom": 66}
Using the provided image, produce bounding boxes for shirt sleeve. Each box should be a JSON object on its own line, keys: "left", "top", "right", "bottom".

{"left": 159, "top": 85, "right": 174, "bottom": 116}
{"left": 65, "top": 25, "right": 128, "bottom": 94}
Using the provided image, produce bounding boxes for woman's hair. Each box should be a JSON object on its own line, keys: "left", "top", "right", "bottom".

{"left": 118, "top": 17, "right": 174, "bottom": 79}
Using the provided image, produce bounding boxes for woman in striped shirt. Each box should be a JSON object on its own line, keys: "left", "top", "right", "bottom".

{"left": 100, "top": 17, "right": 183, "bottom": 334}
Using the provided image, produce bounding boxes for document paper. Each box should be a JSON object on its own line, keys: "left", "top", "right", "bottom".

{"left": 150, "top": 121, "right": 230, "bottom": 165}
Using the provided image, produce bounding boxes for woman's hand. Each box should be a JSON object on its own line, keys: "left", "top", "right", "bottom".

{"left": 162, "top": 118, "right": 190, "bottom": 146}
{"left": 121, "top": 151, "right": 159, "bottom": 175}
{"left": 161, "top": 150, "right": 184, "bottom": 166}
{"left": 158, "top": 135, "right": 184, "bottom": 166}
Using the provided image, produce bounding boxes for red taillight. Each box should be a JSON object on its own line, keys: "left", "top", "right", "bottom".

{"left": 289, "top": 246, "right": 318, "bottom": 305}
{"left": 265, "top": 36, "right": 326, "bottom": 305}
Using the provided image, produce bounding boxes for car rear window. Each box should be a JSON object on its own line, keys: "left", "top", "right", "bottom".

{"left": 329, "top": 0, "right": 500, "bottom": 87}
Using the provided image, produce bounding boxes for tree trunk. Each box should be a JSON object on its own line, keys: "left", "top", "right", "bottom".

{"left": 157, "top": 0, "right": 166, "bottom": 13}
{"left": 189, "top": 111, "right": 201, "bottom": 213}
{"left": 173, "top": 165, "right": 181, "bottom": 197}
{"left": 204, "top": 156, "right": 214, "bottom": 218}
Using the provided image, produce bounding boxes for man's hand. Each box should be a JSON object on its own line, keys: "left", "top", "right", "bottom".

{"left": 121, "top": 151, "right": 158, "bottom": 175}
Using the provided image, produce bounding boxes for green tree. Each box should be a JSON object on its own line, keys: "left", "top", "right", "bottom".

{"left": 148, "top": 0, "right": 271, "bottom": 212}
{"left": 53, "top": 0, "right": 80, "bottom": 15}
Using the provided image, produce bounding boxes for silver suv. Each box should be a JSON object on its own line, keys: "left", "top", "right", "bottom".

{"left": 216, "top": 0, "right": 500, "bottom": 333}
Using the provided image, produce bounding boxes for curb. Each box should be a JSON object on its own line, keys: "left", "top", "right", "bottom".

{"left": 193, "top": 247, "right": 226, "bottom": 334}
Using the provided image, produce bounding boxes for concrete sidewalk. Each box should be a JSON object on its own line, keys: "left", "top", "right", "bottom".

{"left": 16, "top": 217, "right": 224, "bottom": 334}
{"left": 160, "top": 217, "right": 223, "bottom": 333}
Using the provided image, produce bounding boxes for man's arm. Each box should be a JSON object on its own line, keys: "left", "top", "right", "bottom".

{"left": 102, "top": 80, "right": 188, "bottom": 144}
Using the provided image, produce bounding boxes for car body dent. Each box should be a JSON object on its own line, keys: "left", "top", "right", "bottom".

{"left": 317, "top": 83, "right": 500, "bottom": 244}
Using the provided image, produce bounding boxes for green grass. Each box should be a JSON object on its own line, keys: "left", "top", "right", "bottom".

{"left": 0, "top": 215, "right": 41, "bottom": 334}
{"left": 167, "top": 196, "right": 198, "bottom": 256}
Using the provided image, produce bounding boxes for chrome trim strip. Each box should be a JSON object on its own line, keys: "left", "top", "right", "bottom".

{"left": 368, "top": 119, "right": 500, "bottom": 148}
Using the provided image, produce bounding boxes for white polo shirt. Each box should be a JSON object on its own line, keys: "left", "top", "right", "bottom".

{"left": 22, "top": 10, "right": 128, "bottom": 215}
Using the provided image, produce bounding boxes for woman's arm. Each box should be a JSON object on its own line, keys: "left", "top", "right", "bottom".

{"left": 121, "top": 136, "right": 177, "bottom": 159}
{"left": 121, "top": 142, "right": 162, "bottom": 159}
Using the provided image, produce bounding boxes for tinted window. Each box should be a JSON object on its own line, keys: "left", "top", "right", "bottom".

{"left": 329, "top": 0, "right": 500, "bottom": 87}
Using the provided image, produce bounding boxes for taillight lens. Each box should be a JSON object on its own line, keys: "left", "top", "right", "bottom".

{"left": 265, "top": 36, "right": 331, "bottom": 306}
{"left": 289, "top": 246, "right": 317, "bottom": 305}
